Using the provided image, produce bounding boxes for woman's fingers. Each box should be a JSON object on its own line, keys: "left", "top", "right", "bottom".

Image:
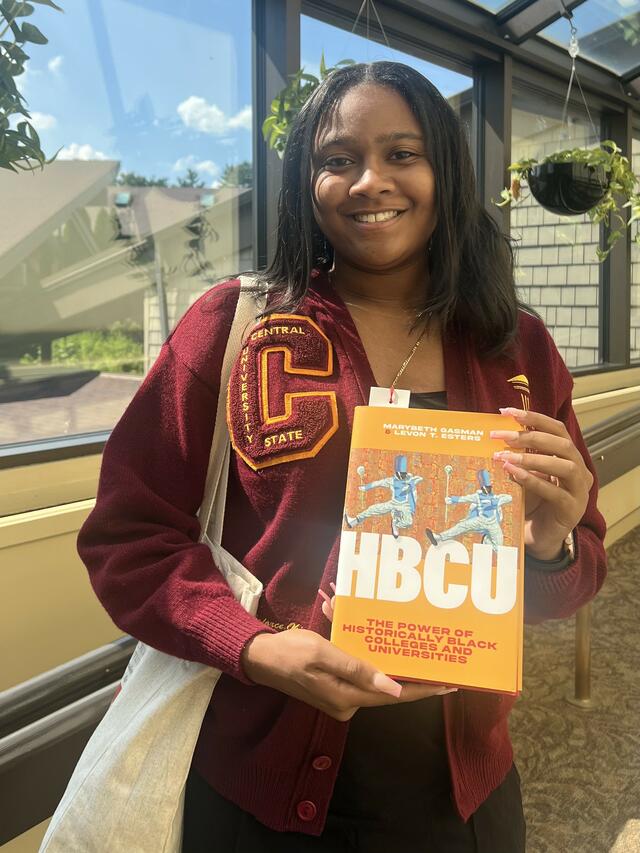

{"left": 490, "top": 427, "right": 582, "bottom": 465}
{"left": 494, "top": 450, "right": 583, "bottom": 489}
{"left": 242, "top": 629, "right": 456, "bottom": 723}
{"left": 499, "top": 407, "right": 569, "bottom": 438}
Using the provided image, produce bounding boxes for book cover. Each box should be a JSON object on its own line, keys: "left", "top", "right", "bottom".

{"left": 331, "top": 406, "right": 525, "bottom": 694}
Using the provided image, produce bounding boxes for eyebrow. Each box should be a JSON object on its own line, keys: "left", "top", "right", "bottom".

{"left": 316, "top": 131, "right": 424, "bottom": 151}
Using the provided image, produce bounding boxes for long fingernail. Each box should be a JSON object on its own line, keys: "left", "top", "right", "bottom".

{"left": 490, "top": 430, "right": 520, "bottom": 441}
{"left": 317, "top": 589, "right": 331, "bottom": 605}
{"left": 499, "top": 407, "right": 526, "bottom": 417}
{"left": 493, "top": 450, "right": 523, "bottom": 463}
{"left": 440, "top": 687, "right": 459, "bottom": 694}
{"left": 503, "top": 461, "right": 527, "bottom": 480}
{"left": 372, "top": 672, "right": 403, "bottom": 698}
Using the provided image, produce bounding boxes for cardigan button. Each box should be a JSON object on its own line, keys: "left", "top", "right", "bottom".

{"left": 312, "top": 755, "right": 332, "bottom": 771}
{"left": 296, "top": 800, "right": 317, "bottom": 822}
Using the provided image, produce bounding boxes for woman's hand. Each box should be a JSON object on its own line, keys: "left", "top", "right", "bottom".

{"left": 241, "top": 629, "right": 457, "bottom": 722}
{"left": 491, "top": 407, "right": 594, "bottom": 561}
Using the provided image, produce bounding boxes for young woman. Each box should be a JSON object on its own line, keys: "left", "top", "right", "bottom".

{"left": 79, "top": 62, "right": 606, "bottom": 852}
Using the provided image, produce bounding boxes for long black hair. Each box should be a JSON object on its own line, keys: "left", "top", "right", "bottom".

{"left": 259, "top": 61, "right": 522, "bottom": 357}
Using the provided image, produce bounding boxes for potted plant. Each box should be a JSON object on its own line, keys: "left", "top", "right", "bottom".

{"left": 262, "top": 53, "right": 354, "bottom": 158}
{"left": 496, "top": 140, "right": 640, "bottom": 261}
{"left": 0, "top": 0, "right": 61, "bottom": 172}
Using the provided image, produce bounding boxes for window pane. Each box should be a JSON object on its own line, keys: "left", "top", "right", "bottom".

{"left": 300, "top": 15, "right": 474, "bottom": 133}
{"left": 511, "top": 86, "right": 602, "bottom": 370}
{"left": 632, "top": 136, "right": 640, "bottom": 362}
{"left": 540, "top": 2, "right": 640, "bottom": 77}
{"left": 0, "top": 0, "right": 253, "bottom": 448}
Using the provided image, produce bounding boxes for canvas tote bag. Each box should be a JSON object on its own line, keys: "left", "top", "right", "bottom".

{"left": 40, "top": 279, "right": 263, "bottom": 853}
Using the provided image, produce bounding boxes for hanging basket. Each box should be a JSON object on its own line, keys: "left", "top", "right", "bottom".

{"left": 527, "top": 161, "right": 609, "bottom": 217}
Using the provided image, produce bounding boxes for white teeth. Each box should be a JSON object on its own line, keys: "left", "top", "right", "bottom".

{"left": 353, "top": 210, "right": 400, "bottom": 223}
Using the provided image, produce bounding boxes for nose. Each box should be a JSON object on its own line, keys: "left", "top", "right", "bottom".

{"left": 348, "top": 162, "right": 394, "bottom": 198}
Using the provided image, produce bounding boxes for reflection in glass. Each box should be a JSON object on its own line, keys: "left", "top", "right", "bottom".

{"left": 511, "top": 87, "right": 602, "bottom": 369}
{"left": 0, "top": 0, "right": 252, "bottom": 447}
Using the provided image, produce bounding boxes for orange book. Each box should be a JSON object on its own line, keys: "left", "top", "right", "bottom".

{"left": 331, "top": 406, "right": 525, "bottom": 694}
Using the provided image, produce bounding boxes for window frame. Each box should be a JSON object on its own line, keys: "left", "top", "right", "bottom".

{"left": 2, "top": 0, "right": 639, "bottom": 468}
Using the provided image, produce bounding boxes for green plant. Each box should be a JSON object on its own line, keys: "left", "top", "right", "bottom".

{"left": 19, "top": 320, "right": 144, "bottom": 374}
{"left": 495, "top": 140, "right": 640, "bottom": 261}
{"left": 262, "top": 53, "right": 355, "bottom": 157}
{"left": 0, "top": 0, "right": 62, "bottom": 172}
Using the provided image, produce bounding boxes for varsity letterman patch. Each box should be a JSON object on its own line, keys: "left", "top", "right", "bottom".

{"left": 227, "top": 314, "right": 338, "bottom": 470}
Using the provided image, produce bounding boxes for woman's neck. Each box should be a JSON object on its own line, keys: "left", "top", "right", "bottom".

{"left": 329, "top": 256, "right": 429, "bottom": 316}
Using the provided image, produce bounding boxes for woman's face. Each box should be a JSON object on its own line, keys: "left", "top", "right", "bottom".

{"left": 312, "top": 83, "right": 437, "bottom": 275}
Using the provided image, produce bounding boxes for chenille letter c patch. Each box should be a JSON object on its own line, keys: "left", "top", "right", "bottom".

{"left": 227, "top": 314, "right": 338, "bottom": 470}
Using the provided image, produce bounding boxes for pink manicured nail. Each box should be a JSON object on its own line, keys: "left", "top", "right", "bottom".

{"left": 372, "top": 672, "right": 403, "bottom": 698}
{"left": 440, "top": 687, "right": 459, "bottom": 694}
{"left": 317, "top": 589, "right": 331, "bottom": 605}
{"left": 497, "top": 451, "right": 523, "bottom": 463}
{"left": 490, "top": 430, "right": 520, "bottom": 441}
{"left": 499, "top": 407, "right": 526, "bottom": 417}
{"left": 503, "top": 460, "right": 527, "bottom": 480}
{"left": 329, "top": 582, "right": 337, "bottom": 593}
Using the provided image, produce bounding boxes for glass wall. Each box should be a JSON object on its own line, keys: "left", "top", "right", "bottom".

{"left": 632, "top": 135, "right": 640, "bottom": 362}
{"left": 511, "top": 84, "right": 602, "bottom": 369}
{"left": 0, "top": 0, "right": 253, "bottom": 447}
{"left": 300, "top": 15, "right": 475, "bottom": 139}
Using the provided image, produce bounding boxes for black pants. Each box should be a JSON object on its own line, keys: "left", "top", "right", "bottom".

{"left": 181, "top": 764, "right": 526, "bottom": 853}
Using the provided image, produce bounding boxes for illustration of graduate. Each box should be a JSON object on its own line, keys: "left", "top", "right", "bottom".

{"left": 344, "top": 454, "right": 423, "bottom": 539}
{"left": 425, "top": 468, "right": 512, "bottom": 552}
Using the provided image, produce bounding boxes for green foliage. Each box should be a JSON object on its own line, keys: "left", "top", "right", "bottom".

{"left": 262, "top": 53, "right": 355, "bottom": 158}
{"left": 0, "top": 0, "right": 62, "bottom": 172}
{"left": 176, "top": 166, "right": 204, "bottom": 188}
{"left": 20, "top": 320, "right": 144, "bottom": 374}
{"left": 495, "top": 140, "right": 640, "bottom": 262}
{"left": 117, "top": 171, "right": 169, "bottom": 187}
{"left": 219, "top": 160, "right": 252, "bottom": 187}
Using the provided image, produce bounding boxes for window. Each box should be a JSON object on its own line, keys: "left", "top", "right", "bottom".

{"left": 511, "top": 85, "right": 602, "bottom": 369}
{"left": 0, "top": 0, "right": 253, "bottom": 448}
{"left": 300, "top": 15, "right": 475, "bottom": 137}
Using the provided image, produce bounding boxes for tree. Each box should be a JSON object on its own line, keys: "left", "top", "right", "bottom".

{"left": 176, "top": 167, "right": 205, "bottom": 188}
{"left": 117, "top": 171, "right": 168, "bottom": 187}
{"left": 219, "top": 161, "right": 252, "bottom": 188}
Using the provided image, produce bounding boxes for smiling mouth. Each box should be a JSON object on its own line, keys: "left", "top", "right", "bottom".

{"left": 352, "top": 210, "right": 404, "bottom": 223}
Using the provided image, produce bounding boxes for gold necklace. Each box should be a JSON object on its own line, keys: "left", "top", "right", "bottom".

{"left": 338, "top": 292, "right": 429, "bottom": 399}
{"left": 390, "top": 327, "right": 427, "bottom": 398}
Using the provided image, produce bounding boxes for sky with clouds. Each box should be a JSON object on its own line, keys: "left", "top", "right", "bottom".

{"left": 19, "top": 1, "right": 472, "bottom": 187}
{"left": 19, "top": 0, "right": 253, "bottom": 185}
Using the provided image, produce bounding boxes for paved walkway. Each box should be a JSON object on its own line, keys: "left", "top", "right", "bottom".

{"left": 0, "top": 373, "right": 142, "bottom": 445}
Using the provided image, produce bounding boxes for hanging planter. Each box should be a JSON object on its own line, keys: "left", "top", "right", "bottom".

{"left": 495, "top": 141, "right": 640, "bottom": 261}
{"left": 527, "top": 160, "right": 608, "bottom": 216}
{"left": 495, "top": 16, "right": 640, "bottom": 262}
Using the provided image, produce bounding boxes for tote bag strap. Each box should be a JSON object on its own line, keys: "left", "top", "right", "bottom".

{"left": 197, "top": 275, "right": 264, "bottom": 543}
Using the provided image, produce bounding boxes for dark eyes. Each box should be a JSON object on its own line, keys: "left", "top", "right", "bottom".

{"left": 322, "top": 150, "right": 421, "bottom": 169}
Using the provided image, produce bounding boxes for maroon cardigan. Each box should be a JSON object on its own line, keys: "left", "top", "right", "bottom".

{"left": 78, "top": 273, "right": 606, "bottom": 834}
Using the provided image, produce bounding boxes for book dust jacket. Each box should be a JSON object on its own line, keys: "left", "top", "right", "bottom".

{"left": 331, "top": 407, "right": 525, "bottom": 694}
